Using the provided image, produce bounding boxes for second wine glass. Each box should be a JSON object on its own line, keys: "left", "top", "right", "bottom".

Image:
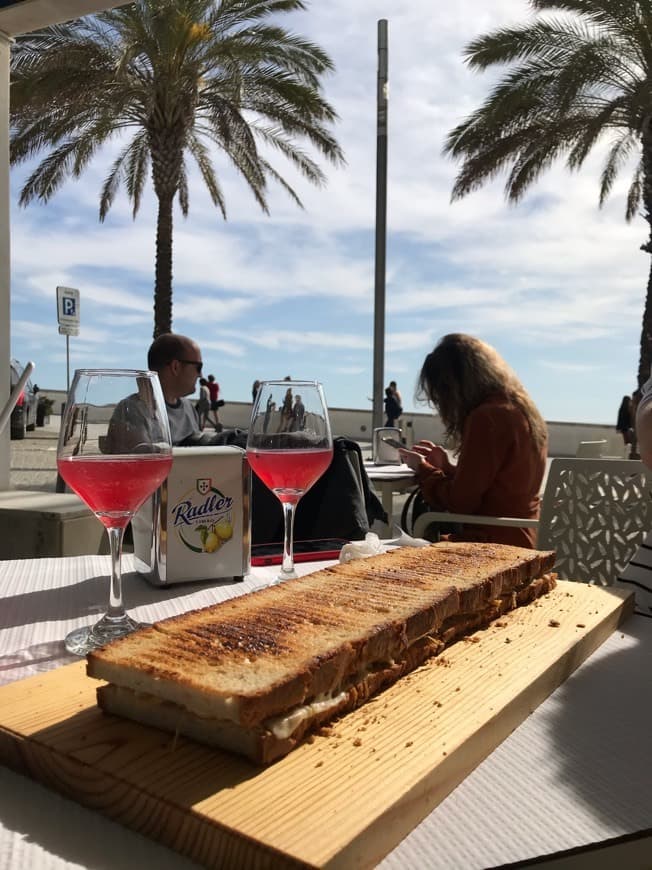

{"left": 246, "top": 381, "right": 333, "bottom": 581}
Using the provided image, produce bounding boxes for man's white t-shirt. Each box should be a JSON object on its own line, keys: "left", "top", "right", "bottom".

{"left": 165, "top": 397, "right": 200, "bottom": 445}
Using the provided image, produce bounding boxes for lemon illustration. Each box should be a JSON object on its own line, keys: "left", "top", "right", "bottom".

{"left": 203, "top": 532, "right": 220, "bottom": 553}
{"left": 215, "top": 520, "right": 233, "bottom": 541}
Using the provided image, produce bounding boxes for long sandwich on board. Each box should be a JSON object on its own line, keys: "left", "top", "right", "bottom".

{"left": 87, "top": 541, "right": 557, "bottom": 764}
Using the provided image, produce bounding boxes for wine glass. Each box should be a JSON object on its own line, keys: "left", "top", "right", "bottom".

{"left": 57, "top": 369, "right": 173, "bottom": 655}
{"left": 246, "top": 380, "right": 333, "bottom": 582}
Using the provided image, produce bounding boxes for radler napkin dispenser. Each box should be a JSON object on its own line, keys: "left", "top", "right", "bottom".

{"left": 133, "top": 445, "right": 250, "bottom": 585}
{"left": 373, "top": 427, "right": 403, "bottom": 465}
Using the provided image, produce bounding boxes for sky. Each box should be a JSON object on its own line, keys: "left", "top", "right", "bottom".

{"left": 8, "top": 0, "right": 647, "bottom": 424}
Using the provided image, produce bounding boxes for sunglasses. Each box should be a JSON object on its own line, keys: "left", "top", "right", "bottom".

{"left": 177, "top": 359, "right": 203, "bottom": 373}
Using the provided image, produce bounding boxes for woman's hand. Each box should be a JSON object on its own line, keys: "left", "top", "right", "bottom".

{"left": 398, "top": 447, "right": 425, "bottom": 472}
{"left": 410, "top": 440, "right": 453, "bottom": 473}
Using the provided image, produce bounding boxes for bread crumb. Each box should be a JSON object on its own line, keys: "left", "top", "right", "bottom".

{"left": 548, "top": 619, "right": 560, "bottom": 627}
{"left": 504, "top": 637, "right": 511, "bottom": 643}
{"left": 576, "top": 623, "right": 586, "bottom": 629}
{"left": 405, "top": 740, "right": 413, "bottom": 748}
{"left": 353, "top": 738, "right": 362, "bottom": 747}
{"left": 315, "top": 760, "right": 324, "bottom": 767}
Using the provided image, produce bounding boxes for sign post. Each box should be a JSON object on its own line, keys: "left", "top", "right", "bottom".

{"left": 373, "top": 20, "right": 388, "bottom": 434}
{"left": 56, "top": 286, "right": 80, "bottom": 392}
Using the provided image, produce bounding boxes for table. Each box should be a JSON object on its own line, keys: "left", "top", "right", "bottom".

{"left": 0, "top": 555, "right": 651, "bottom": 868}
{"left": 365, "top": 462, "right": 416, "bottom": 536}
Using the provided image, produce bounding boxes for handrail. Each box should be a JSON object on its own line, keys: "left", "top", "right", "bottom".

{"left": 413, "top": 511, "right": 539, "bottom": 538}
{"left": 0, "top": 361, "right": 34, "bottom": 435}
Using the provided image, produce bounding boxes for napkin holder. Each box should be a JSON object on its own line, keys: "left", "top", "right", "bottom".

{"left": 132, "top": 445, "right": 250, "bottom": 585}
{"left": 373, "top": 427, "right": 402, "bottom": 465}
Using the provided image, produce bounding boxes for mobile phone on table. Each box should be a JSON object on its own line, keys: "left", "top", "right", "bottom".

{"left": 251, "top": 538, "right": 348, "bottom": 566}
{"left": 382, "top": 436, "right": 405, "bottom": 450}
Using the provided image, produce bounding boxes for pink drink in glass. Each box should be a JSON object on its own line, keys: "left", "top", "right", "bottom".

{"left": 247, "top": 448, "right": 333, "bottom": 504}
{"left": 57, "top": 454, "right": 172, "bottom": 528}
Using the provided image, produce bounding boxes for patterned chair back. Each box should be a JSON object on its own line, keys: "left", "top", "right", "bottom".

{"left": 538, "top": 458, "right": 652, "bottom": 587}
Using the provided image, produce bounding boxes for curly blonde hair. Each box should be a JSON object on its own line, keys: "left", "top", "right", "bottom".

{"left": 417, "top": 333, "right": 547, "bottom": 451}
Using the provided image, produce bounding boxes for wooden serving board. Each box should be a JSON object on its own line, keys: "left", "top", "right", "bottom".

{"left": 0, "top": 582, "right": 632, "bottom": 869}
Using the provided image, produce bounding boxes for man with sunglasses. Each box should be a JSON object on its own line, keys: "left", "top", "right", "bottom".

{"left": 147, "top": 333, "right": 227, "bottom": 446}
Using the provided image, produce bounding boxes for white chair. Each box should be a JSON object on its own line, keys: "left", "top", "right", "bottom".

{"left": 411, "top": 457, "right": 652, "bottom": 587}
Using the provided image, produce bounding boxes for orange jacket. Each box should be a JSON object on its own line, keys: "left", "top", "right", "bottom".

{"left": 415, "top": 395, "right": 546, "bottom": 548}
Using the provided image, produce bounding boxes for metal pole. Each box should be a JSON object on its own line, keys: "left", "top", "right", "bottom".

{"left": 66, "top": 334, "right": 70, "bottom": 393}
{"left": 372, "top": 19, "right": 388, "bottom": 434}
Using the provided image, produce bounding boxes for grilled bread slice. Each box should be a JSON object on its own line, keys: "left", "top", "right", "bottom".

{"left": 88, "top": 542, "right": 556, "bottom": 762}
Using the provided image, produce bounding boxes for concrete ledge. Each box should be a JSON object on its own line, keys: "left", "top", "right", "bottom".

{"left": 0, "top": 490, "right": 106, "bottom": 559}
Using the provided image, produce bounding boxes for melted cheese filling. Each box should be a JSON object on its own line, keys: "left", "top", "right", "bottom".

{"left": 265, "top": 691, "right": 349, "bottom": 740}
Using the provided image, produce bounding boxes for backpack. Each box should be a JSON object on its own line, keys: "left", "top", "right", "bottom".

{"left": 250, "top": 436, "right": 387, "bottom": 545}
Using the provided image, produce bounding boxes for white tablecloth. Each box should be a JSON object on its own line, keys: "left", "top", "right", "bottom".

{"left": 0, "top": 555, "right": 651, "bottom": 868}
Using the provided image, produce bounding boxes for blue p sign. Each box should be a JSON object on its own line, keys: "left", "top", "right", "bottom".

{"left": 62, "top": 297, "right": 76, "bottom": 317}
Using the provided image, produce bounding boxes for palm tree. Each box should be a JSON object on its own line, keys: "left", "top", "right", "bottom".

{"left": 444, "top": 0, "right": 652, "bottom": 388}
{"left": 10, "top": 0, "right": 345, "bottom": 337}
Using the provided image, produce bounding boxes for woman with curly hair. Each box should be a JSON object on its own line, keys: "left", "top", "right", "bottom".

{"left": 399, "top": 333, "right": 547, "bottom": 548}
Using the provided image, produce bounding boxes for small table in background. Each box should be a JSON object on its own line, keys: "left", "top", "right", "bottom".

{"left": 365, "top": 462, "right": 416, "bottom": 536}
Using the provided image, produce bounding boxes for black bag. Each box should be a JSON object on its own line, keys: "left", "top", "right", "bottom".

{"left": 251, "top": 436, "right": 387, "bottom": 545}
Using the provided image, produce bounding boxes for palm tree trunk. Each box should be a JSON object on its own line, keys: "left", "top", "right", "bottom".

{"left": 639, "top": 258, "right": 652, "bottom": 389}
{"left": 153, "top": 191, "right": 174, "bottom": 338}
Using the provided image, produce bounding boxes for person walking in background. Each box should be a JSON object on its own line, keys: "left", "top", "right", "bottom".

{"left": 196, "top": 377, "right": 211, "bottom": 430}
{"left": 616, "top": 394, "right": 634, "bottom": 450}
{"left": 252, "top": 379, "right": 261, "bottom": 402}
{"left": 384, "top": 385, "right": 402, "bottom": 428}
{"left": 398, "top": 333, "right": 547, "bottom": 548}
{"left": 389, "top": 380, "right": 402, "bottom": 411}
{"left": 280, "top": 385, "right": 294, "bottom": 431}
{"left": 206, "top": 373, "right": 223, "bottom": 431}
{"left": 291, "top": 394, "right": 306, "bottom": 431}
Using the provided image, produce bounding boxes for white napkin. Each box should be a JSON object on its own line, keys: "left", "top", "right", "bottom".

{"left": 339, "top": 529, "right": 430, "bottom": 563}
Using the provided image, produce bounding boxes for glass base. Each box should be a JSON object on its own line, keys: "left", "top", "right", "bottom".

{"left": 65, "top": 613, "right": 150, "bottom": 656}
{"left": 272, "top": 566, "right": 298, "bottom": 585}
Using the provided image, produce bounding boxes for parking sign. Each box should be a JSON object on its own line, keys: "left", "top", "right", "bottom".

{"left": 56, "top": 286, "right": 80, "bottom": 336}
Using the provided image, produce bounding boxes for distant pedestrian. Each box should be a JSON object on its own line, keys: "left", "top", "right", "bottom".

{"left": 196, "top": 378, "right": 211, "bottom": 430}
{"left": 206, "top": 374, "right": 223, "bottom": 431}
{"left": 280, "top": 385, "right": 293, "bottom": 431}
{"left": 291, "top": 394, "right": 306, "bottom": 431}
{"left": 384, "top": 381, "right": 402, "bottom": 428}
{"left": 616, "top": 394, "right": 634, "bottom": 447}
{"left": 252, "top": 379, "right": 261, "bottom": 402}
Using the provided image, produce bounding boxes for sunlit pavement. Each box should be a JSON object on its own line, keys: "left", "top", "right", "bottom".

{"left": 9, "top": 418, "right": 60, "bottom": 492}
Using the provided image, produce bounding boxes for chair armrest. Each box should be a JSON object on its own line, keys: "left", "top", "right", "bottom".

{"left": 412, "top": 511, "right": 539, "bottom": 538}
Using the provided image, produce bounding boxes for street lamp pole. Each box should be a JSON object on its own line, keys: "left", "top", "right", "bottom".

{"left": 372, "top": 19, "right": 388, "bottom": 434}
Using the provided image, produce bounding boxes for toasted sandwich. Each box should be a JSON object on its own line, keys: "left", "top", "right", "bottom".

{"left": 87, "top": 541, "right": 557, "bottom": 764}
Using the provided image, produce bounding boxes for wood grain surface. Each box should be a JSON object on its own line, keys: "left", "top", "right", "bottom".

{"left": 0, "top": 582, "right": 633, "bottom": 869}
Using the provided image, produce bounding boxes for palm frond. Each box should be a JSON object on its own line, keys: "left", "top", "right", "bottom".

{"left": 598, "top": 129, "right": 637, "bottom": 205}
{"left": 186, "top": 133, "right": 227, "bottom": 217}
{"left": 626, "top": 159, "right": 644, "bottom": 220}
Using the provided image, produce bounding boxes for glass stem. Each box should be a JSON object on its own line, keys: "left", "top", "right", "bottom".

{"left": 281, "top": 501, "right": 297, "bottom": 577}
{"left": 106, "top": 525, "right": 126, "bottom": 619}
